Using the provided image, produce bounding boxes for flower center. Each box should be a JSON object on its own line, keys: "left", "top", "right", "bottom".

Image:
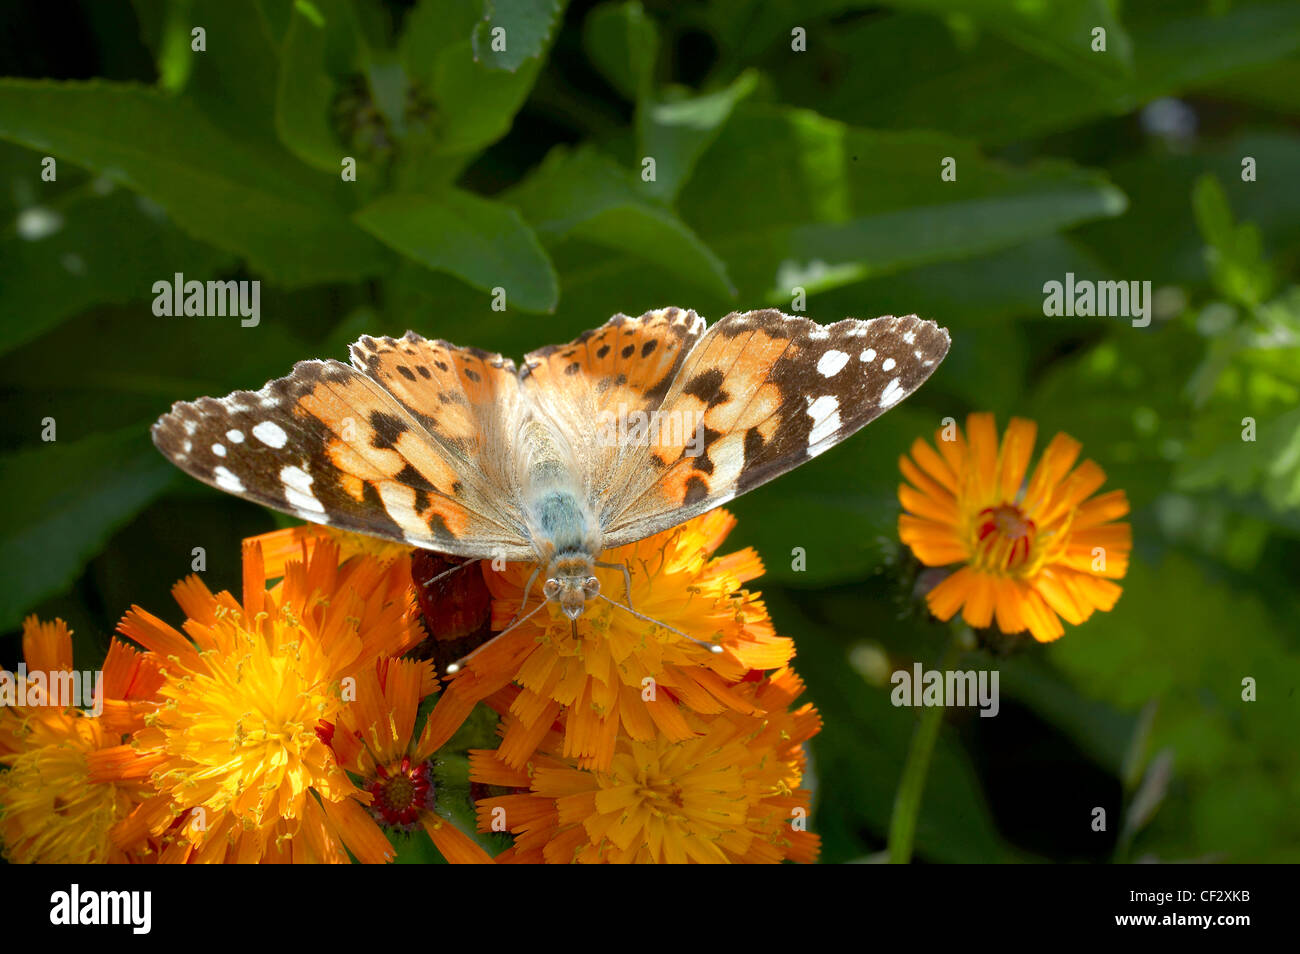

{"left": 635, "top": 775, "right": 686, "bottom": 818}
{"left": 973, "top": 504, "right": 1037, "bottom": 574}
{"left": 368, "top": 757, "right": 433, "bottom": 828}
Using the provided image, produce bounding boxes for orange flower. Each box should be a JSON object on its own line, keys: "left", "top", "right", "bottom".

{"left": 0, "top": 616, "right": 162, "bottom": 863}
{"left": 249, "top": 522, "right": 410, "bottom": 581}
{"left": 421, "top": 509, "right": 793, "bottom": 773}
{"left": 898, "top": 412, "right": 1131, "bottom": 642}
{"left": 470, "top": 668, "right": 820, "bottom": 863}
{"left": 322, "top": 656, "right": 494, "bottom": 863}
{"left": 91, "top": 537, "right": 426, "bottom": 863}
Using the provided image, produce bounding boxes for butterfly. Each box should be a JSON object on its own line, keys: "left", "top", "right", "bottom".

{"left": 153, "top": 307, "right": 949, "bottom": 641}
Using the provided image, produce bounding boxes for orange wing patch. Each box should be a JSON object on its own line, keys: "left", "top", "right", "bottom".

{"left": 151, "top": 356, "right": 533, "bottom": 559}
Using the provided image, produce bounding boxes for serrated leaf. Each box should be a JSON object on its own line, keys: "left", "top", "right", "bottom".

{"left": 471, "top": 0, "right": 565, "bottom": 72}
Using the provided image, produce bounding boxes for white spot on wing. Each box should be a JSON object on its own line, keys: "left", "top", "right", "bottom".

{"left": 252, "top": 421, "right": 288, "bottom": 449}
{"left": 213, "top": 466, "right": 244, "bottom": 493}
{"left": 226, "top": 429, "right": 244, "bottom": 443}
{"left": 213, "top": 443, "right": 226, "bottom": 457}
{"left": 860, "top": 348, "right": 876, "bottom": 363}
{"left": 880, "top": 378, "right": 905, "bottom": 408}
{"left": 280, "top": 465, "right": 324, "bottom": 513}
{"left": 805, "top": 394, "right": 841, "bottom": 445}
{"left": 817, "top": 349, "right": 850, "bottom": 377}
{"left": 882, "top": 357, "right": 896, "bottom": 372}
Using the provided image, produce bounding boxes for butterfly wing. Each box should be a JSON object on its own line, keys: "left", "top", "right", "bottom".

{"left": 151, "top": 332, "right": 535, "bottom": 559}
{"left": 596, "top": 310, "right": 950, "bottom": 548}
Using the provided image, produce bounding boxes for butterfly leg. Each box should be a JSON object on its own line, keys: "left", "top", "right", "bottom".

{"left": 506, "top": 564, "right": 543, "bottom": 628}
{"left": 594, "top": 560, "right": 634, "bottom": 609}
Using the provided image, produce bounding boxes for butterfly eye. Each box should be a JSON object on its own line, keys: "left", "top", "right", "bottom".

{"left": 543, "top": 579, "right": 561, "bottom": 600}
{"left": 582, "top": 576, "right": 600, "bottom": 598}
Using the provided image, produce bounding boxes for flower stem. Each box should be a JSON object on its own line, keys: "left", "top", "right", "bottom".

{"left": 887, "top": 631, "right": 961, "bottom": 864}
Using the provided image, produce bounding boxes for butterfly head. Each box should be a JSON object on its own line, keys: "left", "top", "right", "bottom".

{"left": 542, "top": 553, "right": 600, "bottom": 619}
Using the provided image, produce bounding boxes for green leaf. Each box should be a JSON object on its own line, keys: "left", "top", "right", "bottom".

{"left": 679, "top": 104, "right": 1126, "bottom": 300}
{"left": 397, "top": 1, "right": 564, "bottom": 159}
{"left": 884, "top": 0, "right": 1133, "bottom": 80}
{"left": 185, "top": 0, "right": 282, "bottom": 142}
{"left": 1177, "top": 405, "right": 1300, "bottom": 512}
{"left": 0, "top": 79, "right": 391, "bottom": 285}
{"left": 1073, "top": 132, "right": 1300, "bottom": 287}
{"left": 275, "top": 0, "right": 364, "bottom": 174}
{"left": 504, "top": 145, "right": 734, "bottom": 297}
{"left": 472, "top": 0, "right": 566, "bottom": 73}
{"left": 355, "top": 190, "right": 558, "bottom": 312}
{"left": 0, "top": 186, "right": 230, "bottom": 357}
{"left": 582, "top": 0, "right": 658, "bottom": 100}
{"left": 1191, "top": 174, "right": 1274, "bottom": 308}
{"left": 765, "top": 3, "right": 1300, "bottom": 146}
{"left": 638, "top": 70, "right": 757, "bottom": 202}
{"left": 703, "top": 0, "right": 1133, "bottom": 82}
{"left": 0, "top": 427, "right": 176, "bottom": 632}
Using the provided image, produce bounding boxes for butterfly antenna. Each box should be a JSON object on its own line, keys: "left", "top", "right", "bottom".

{"left": 597, "top": 594, "right": 724, "bottom": 654}
{"left": 420, "top": 559, "right": 475, "bottom": 588}
{"left": 443, "top": 599, "right": 549, "bottom": 674}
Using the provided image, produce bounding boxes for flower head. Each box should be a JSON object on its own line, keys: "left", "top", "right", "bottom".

{"left": 898, "top": 412, "right": 1131, "bottom": 641}
{"left": 95, "top": 537, "right": 425, "bottom": 862}
{"left": 470, "top": 668, "right": 820, "bottom": 863}
{"left": 422, "top": 509, "right": 793, "bottom": 773}
{"left": 0, "top": 616, "right": 162, "bottom": 863}
{"left": 322, "top": 656, "right": 494, "bottom": 863}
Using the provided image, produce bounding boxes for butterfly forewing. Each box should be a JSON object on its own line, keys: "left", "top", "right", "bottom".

{"left": 151, "top": 353, "right": 534, "bottom": 560}
{"left": 597, "top": 311, "right": 950, "bottom": 548}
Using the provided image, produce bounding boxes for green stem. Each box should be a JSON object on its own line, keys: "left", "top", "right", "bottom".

{"left": 887, "top": 632, "right": 961, "bottom": 864}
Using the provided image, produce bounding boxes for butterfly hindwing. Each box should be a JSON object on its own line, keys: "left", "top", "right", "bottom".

{"left": 598, "top": 310, "right": 950, "bottom": 547}
{"left": 151, "top": 348, "right": 534, "bottom": 559}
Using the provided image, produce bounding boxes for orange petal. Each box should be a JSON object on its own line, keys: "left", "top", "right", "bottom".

{"left": 997, "top": 417, "right": 1037, "bottom": 503}
{"left": 422, "top": 814, "right": 496, "bottom": 864}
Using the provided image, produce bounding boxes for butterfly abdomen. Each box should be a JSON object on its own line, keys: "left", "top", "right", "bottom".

{"left": 518, "top": 417, "right": 601, "bottom": 560}
{"left": 531, "top": 489, "right": 594, "bottom": 554}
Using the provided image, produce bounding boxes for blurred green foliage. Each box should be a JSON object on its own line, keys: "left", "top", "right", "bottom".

{"left": 0, "top": 0, "right": 1297, "bottom": 862}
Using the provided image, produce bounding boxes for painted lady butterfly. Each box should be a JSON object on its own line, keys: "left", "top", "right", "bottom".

{"left": 153, "top": 308, "right": 949, "bottom": 631}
